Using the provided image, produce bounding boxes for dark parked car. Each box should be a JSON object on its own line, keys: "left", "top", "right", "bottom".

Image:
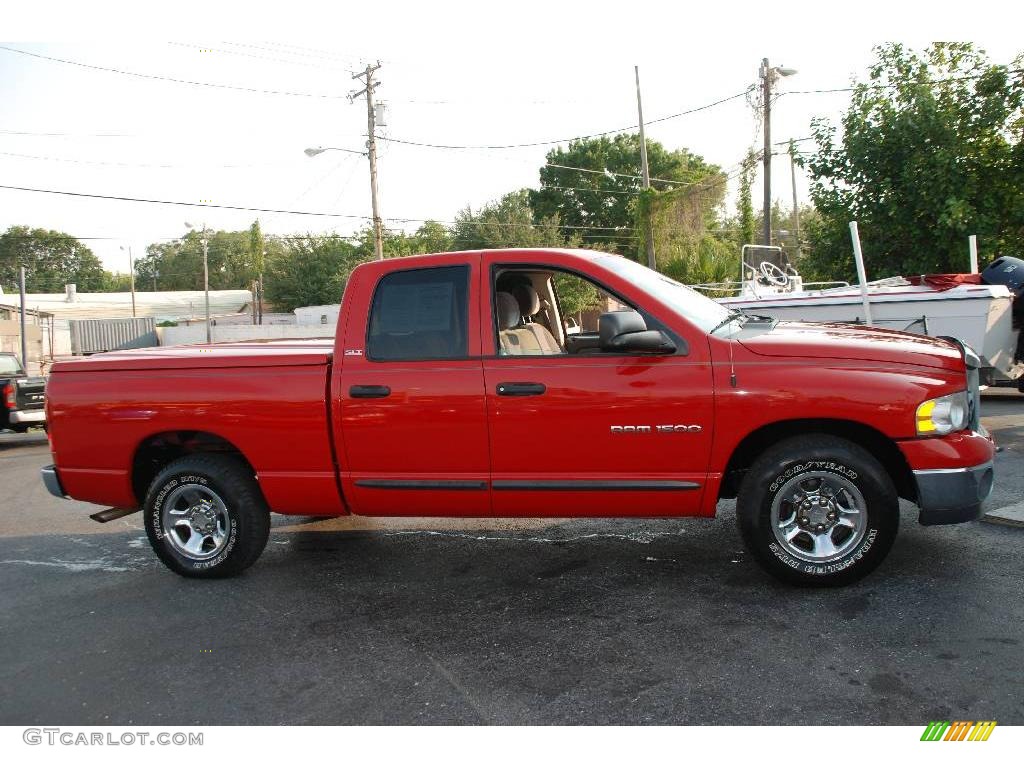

{"left": 1, "top": 353, "right": 46, "bottom": 432}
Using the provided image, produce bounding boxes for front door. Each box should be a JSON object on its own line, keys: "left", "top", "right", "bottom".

{"left": 482, "top": 256, "right": 715, "bottom": 517}
{"left": 335, "top": 256, "right": 490, "bottom": 516}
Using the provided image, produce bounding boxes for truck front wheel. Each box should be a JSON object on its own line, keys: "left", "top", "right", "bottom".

{"left": 736, "top": 434, "right": 898, "bottom": 586}
{"left": 143, "top": 454, "right": 270, "bottom": 578}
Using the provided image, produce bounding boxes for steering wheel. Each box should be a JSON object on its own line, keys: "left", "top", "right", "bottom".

{"left": 759, "top": 261, "right": 789, "bottom": 287}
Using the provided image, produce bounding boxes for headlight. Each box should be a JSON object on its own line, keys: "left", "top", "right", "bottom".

{"left": 916, "top": 391, "right": 969, "bottom": 436}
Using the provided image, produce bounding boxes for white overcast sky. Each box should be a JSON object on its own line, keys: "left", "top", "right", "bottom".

{"left": 2, "top": 1, "right": 1020, "bottom": 274}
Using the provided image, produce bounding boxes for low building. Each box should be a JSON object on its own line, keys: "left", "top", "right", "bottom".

{"left": 293, "top": 304, "right": 341, "bottom": 328}
{"left": 3, "top": 285, "right": 253, "bottom": 365}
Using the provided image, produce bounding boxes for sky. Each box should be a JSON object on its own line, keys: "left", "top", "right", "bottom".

{"left": 2, "top": 1, "right": 1021, "bottom": 275}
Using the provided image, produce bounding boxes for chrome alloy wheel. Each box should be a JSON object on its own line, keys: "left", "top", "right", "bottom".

{"left": 770, "top": 471, "right": 868, "bottom": 563}
{"left": 161, "top": 484, "right": 230, "bottom": 561}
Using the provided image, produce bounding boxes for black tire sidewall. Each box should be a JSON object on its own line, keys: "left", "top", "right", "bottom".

{"left": 738, "top": 437, "right": 898, "bottom": 586}
{"left": 144, "top": 457, "right": 265, "bottom": 578}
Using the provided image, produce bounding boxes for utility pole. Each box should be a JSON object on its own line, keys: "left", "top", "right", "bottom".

{"left": 258, "top": 251, "right": 265, "bottom": 325}
{"left": 19, "top": 267, "right": 27, "bottom": 369}
{"left": 202, "top": 234, "right": 211, "bottom": 343}
{"left": 351, "top": 62, "right": 384, "bottom": 261}
{"left": 635, "top": 66, "right": 656, "bottom": 270}
{"left": 185, "top": 221, "right": 212, "bottom": 342}
{"left": 121, "top": 245, "right": 136, "bottom": 317}
{"left": 761, "top": 58, "right": 773, "bottom": 247}
{"left": 760, "top": 58, "right": 797, "bottom": 248}
{"left": 789, "top": 145, "right": 801, "bottom": 260}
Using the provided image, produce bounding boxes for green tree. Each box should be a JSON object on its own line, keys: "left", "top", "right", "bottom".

{"left": 100, "top": 272, "right": 134, "bottom": 292}
{"left": 0, "top": 226, "right": 106, "bottom": 292}
{"left": 454, "top": 191, "right": 604, "bottom": 316}
{"left": 249, "top": 220, "right": 265, "bottom": 283}
{"left": 737, "top": 149, "right": 758, "bottom": 248}
{"left": 453, "top": 190, "right": 576, "bottom": 250}
{"left": 264, "top": 234, "right": 367, "bottom": 311}
{"left": 801, "top": 42, "right": 1024, "bottom": 280}
{"left": 351, "top": 220, "right": 455, "bottom": 259}
{"left": 530, "top": 134, "right": 723, "bottom": 257}
{"left": 135, "top": 228, "right": 257, "bottom": 291}
{"left": 408, "top": 221, "right": 454, "bottom": 254}
{"left": 552, "top": 272, "right": 601, "bottom": 320}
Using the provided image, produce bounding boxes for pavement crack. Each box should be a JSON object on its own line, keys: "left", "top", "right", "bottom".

{"left": 423, "top": 652, "right": 492, "bottom": 725}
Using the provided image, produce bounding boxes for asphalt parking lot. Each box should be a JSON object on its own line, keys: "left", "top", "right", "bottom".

{"left": 2, "top": 391, "right": 1023, "bottom": 726}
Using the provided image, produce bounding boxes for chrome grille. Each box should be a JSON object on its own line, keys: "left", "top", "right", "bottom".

{"left": 940, "top": 335, "right": 982, "bottom": 431}
{"left": 967, "top": 363, "right": 981, "bottom": 430}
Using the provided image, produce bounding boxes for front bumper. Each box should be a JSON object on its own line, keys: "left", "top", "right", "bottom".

{"left": 914, "top": 461, "right": 994, "bottom": 525}
{"left": 10, "top": 409, "right": 45, "bottom": 424}
{"left": 41, "top": 464, "right": 67, "bottom": 499}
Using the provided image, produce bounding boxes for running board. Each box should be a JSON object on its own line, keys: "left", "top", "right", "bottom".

{"left": 90, "top": 507, "right": 140, "bottom": 523}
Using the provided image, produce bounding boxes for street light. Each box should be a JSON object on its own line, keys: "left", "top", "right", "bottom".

{"left": 760, "top": 59, "right": 798, "bottom": 246}
{"left": 184, "top": 221, "right": 211, "bottom": 343}
{"left": 304, "top": 144, "right": 383, "bottom": 261}
{"left": 119, "top": 245, "right": 137, "bottom": 318}
{"left": 304, "top": 146, "right": 365, "bottom": 157}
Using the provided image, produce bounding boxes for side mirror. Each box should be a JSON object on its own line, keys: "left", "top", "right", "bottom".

{"left": 598, "top": 310, "right": 676, "bottom": 355}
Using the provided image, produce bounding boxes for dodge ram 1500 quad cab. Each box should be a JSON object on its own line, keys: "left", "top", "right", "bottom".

{"left": 41, "top": 249, "right": 995, "bottom": 586}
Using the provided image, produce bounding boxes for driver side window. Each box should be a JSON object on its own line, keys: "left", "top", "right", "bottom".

{"left": 493, "top": 268, "right": 640, "bottom": 357}
{"left": 552, "top": 272, "right": 629, "bottom": 335}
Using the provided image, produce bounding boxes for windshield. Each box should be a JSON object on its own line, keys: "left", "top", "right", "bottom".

{"left": 0, "top": 355, "right": 23, "bottom": 376}
{"left": 591, "top": 254, "right": 732, "bottom": 333}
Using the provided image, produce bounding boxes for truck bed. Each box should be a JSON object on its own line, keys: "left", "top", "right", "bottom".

{"left": 46, "top": 338, "right": 343, "bottom": 515}
{"left": 51, "top": 338, "right": 335, "bottom": 372}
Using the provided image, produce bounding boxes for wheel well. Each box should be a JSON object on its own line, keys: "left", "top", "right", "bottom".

{"left": 131, "top": 431, "right": 255, "bottom": 506}
{"left": 718, "top": 419, "right": 916, "bottom": 502}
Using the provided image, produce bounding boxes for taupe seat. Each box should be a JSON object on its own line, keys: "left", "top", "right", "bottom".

{"left": 510, "top": 285, "right": 562, "bottom": 354}
{"left": 496, "top": 291, "right": 533, "bottom": 355}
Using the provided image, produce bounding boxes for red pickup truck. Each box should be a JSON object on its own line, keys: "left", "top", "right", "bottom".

{"left": 41, "top": 248, "right": 995, "bottom": 586}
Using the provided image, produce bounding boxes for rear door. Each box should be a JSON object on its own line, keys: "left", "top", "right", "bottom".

{"left": 334, "top": 254, "right": 491, "bottom": 516}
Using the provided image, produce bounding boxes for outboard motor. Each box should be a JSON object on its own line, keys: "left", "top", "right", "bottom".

{"left": 981, "top": 255, "right": 1024, "bottom": 372}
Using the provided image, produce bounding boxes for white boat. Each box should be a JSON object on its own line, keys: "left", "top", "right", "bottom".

{"left": 696, "top": 246, "right": 1023, "bottom": 386}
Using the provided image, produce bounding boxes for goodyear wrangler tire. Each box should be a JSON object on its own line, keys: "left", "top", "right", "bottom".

{"left": 737, "top": 434, "right": 898, "bottom": 587}
{"left": 144, "top": 454, "right": 270, "bottom": 579}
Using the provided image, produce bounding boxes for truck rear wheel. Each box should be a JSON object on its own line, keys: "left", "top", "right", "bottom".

{"left": 143, "top": 454, "right": 270, "bottom": 578}
{"left": 736, "top": 434, "right": 898, "bottom": 587}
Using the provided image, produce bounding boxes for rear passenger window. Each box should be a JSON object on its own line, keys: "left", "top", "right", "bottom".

{"left": 367, "top": 266, "right": 469, "bottom": 361}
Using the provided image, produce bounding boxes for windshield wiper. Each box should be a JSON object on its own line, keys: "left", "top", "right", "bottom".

{"left": 740, "top": 313, "right": 775, "bottom": 324}
{"left": 709, "top": 310, "right": 745, "bottom": 335}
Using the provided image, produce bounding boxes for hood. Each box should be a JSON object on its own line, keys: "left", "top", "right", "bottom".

{"left": 737, "top": 321, "right": 964, "bottom": 372}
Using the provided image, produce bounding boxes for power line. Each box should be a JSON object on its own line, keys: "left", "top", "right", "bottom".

{"left": 381, "top": 88, "right": 754, "bottom": 150}
{"left": 0, "top": 44, "right": 349, "bottom": 99}
{"left": 0, "top": 182, "right": 707, "bottom": 235}
{"left": 232, "top": 41, "right": 368, "bottom": 66}
{"left": 543, "top": 162, "right": 690, "bottom": 187}
{"left": 0, "top": 183, "right": 372, "bottom": 219}
{"left": 782, "top": 67, "right": 1024, "bottom": 95}
{"left": 168, "top": 42, "right": 351, "bottom": 72}
{"left": 0, "top": 150, "right": 294, "bottom": 170}
{"left": 0, "top": 128, "right": 134, "bottom": 138}
{"left": 539, "top": 184, "right": 636, "bottom": 197}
